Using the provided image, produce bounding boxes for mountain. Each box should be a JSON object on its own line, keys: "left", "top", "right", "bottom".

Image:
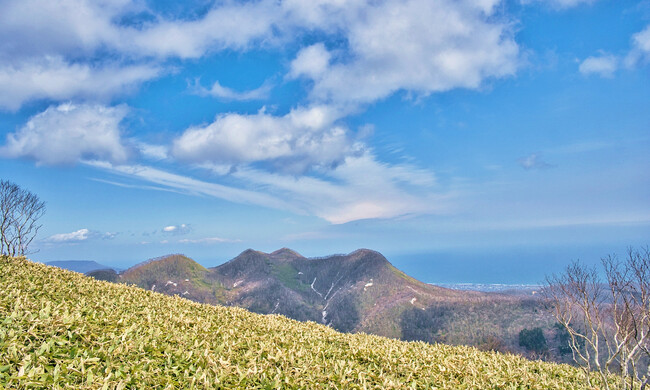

{"left": 45, "top": 260, "right": 115, "bottom": 274}
{"left": 120, "top": 248, "right": 478, "bottom": 332}
{"left": 113, "top": 248, "right": 566, "bottom": 360}
{"left": 2, "top": 255, "right": 601, "bottom": 389}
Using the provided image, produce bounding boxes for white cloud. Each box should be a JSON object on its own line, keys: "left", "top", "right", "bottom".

{"left": 582, "top": 25, "right": 650, "bottom": 73}
{"left": 1, "top": 103, "right": 130, "bottom": 165}
{"left": 289, "top": 43, "right": 331, "bottom": 79}
{"left": 291, "top": 0, "right": 518, "bottom": 104}
{"left": 2, "top": 103, "right": 131, "bottom": 165}
{"left": 172, "top": 105, "right": 361, "bottom": 173}
{"left": 0, "top": 0, "right": 520, "bottom": 109}
{"left": 162, "top": 224, "right": 191, "bottom": 235}
{"left": 634, "top": 25, "right": 650, "bottom": 54}
{"left": 115, "top": 2, "right": 281, "bottom": 58}
{"left": 0, "top": 0, "right": 279, "bottom": 61}
{"left": 0, "top": 0, "right": 274, "bottom": 109}
{"left": 579, "top": 54, "right": 618, "bottom": 77}
{"left": 193, "top": 80, "right": 272, "bottom": 101}
{"left": 626, "top": 25, "right": 650, "bottom": 67}
{"left": 0, "top": 0, "right": 130, "bottom": 60}
{"left": 0, "top": 0, "right": 513, "bottom": 225}
{"left": 45, "top": 228, "right": 117, "bottom": 242}
{"left": 0, "top": 57, "right": 160, "bottom": 111}
{"left": 46, "top": 229, "right": 91, "bottom": 242}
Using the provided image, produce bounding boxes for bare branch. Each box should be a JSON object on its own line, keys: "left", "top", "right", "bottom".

{"left": 0, "top": 180, "right": 46, "bottom": 256}
{"left": 545, "top": 249, "right": 650, "bottom": 390}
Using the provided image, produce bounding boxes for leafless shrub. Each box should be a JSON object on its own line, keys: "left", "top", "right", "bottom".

{"left": 0, "top": 180, "right": 46, "bottom": 256}
{"left": 545, "top": 248, "right": 650, "bottom": 389}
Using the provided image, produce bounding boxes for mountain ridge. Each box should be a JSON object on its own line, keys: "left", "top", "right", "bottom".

{"left": 95, "top": 248, "right": 564, "bottom": 360}
{"left": 45, "top": 260, "right": 115, "bottom": 274}
{"left": 116, "top": 248, "right": 491, "bottom": 334}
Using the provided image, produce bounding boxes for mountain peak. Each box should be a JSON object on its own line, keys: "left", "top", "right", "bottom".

{"left": 270, "top": 248, "right": 304, "bottom": 258}
{"left": 239, "top": 248, "right": 264, "bottom": 256}
{"left": 349, "top": 248, "right": 382, "bottom": 257}
{"left": 122, "top": 254, "right": 206, "bottom": 280}
{"left": 346, "top": 248, "right": 390, "bottom": 268}
{"left": 216, "top": 248, "right": 271, "bottom": 279}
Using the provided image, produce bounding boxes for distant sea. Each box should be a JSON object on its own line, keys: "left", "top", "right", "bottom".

{"left": 432, "top": 283, "right": 542, "bottom": 293}
{"left": 387, "top": 244, "right": 624, "bottom": 285}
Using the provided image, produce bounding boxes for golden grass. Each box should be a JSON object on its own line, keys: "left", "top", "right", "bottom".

{"left": 0, "top": 256, "right": 613, "bottom": 389}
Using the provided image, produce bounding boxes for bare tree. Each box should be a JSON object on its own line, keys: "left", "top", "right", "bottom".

{"left": 545, "top": 248, "right": 650, "bottom": 390}
{"left": 0, "top": 180, "right": 46, "bottom": 256}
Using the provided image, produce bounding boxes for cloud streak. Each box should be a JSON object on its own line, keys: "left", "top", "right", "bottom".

{"left": 84, "top": 160, "right": 294, "bottom": 212}
{"left": 192, "top": 80, "right": 273, "bottom": 101}
{"left": 520, "top": 0, "right": 598, "bottom": 9}
{"left": 87, "top": 148, "right": 446, "bottom": 224}
{"left": 179, "top": 237, "right": 241, "bottom": 244}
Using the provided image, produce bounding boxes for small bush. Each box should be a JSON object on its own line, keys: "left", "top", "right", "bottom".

{"left": 477, "top": 335, "right": 508, "bottom": 353}
{"left": 86, "top": 268, "right": 119, "bottom": 282}
{"left": 519, "top": 327, "right": 547, "bottom": 353}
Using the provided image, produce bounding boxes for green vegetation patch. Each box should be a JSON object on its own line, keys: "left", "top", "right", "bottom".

{"left": 0, "top": 256, "right": 616, "bottom": 389}
{"left": 270, "top": 263, "right": 309, "bottom": 292}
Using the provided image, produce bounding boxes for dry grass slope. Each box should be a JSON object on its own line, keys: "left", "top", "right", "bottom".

{"left": 0, "top": 256, "right": 616, "bottom": 389}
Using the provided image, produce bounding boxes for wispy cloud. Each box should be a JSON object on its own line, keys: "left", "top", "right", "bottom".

{"left": 84, "top": 160, "right": 294, "bottom": 212}
{"left": 547, "top": 140, "right": 612, "bottom": 155}
{"left": 86, "top": 149, "right": 447, "bottom": 224}
{"left": 518, "top": 153, "right": 554, "bottom": 170}
{"left": 179, "top": 237, "right": 241, "bottom": 244}
{"left": 520, "top": 0, "right": 598, "bottom": 10}
{"left": 192, "top": 80, "right": 272, "bottom": 101}
{"left": 135, "top": 142, "right": 168, "bottom": 161}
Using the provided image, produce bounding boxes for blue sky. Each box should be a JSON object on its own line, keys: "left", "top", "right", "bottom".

{"left": 1, "top": 0, "right": 648, "bottom": 282}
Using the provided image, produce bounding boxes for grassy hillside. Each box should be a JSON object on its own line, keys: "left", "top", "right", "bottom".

{"left": 0, "top": 256, "right": 613, "bottom": 389}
